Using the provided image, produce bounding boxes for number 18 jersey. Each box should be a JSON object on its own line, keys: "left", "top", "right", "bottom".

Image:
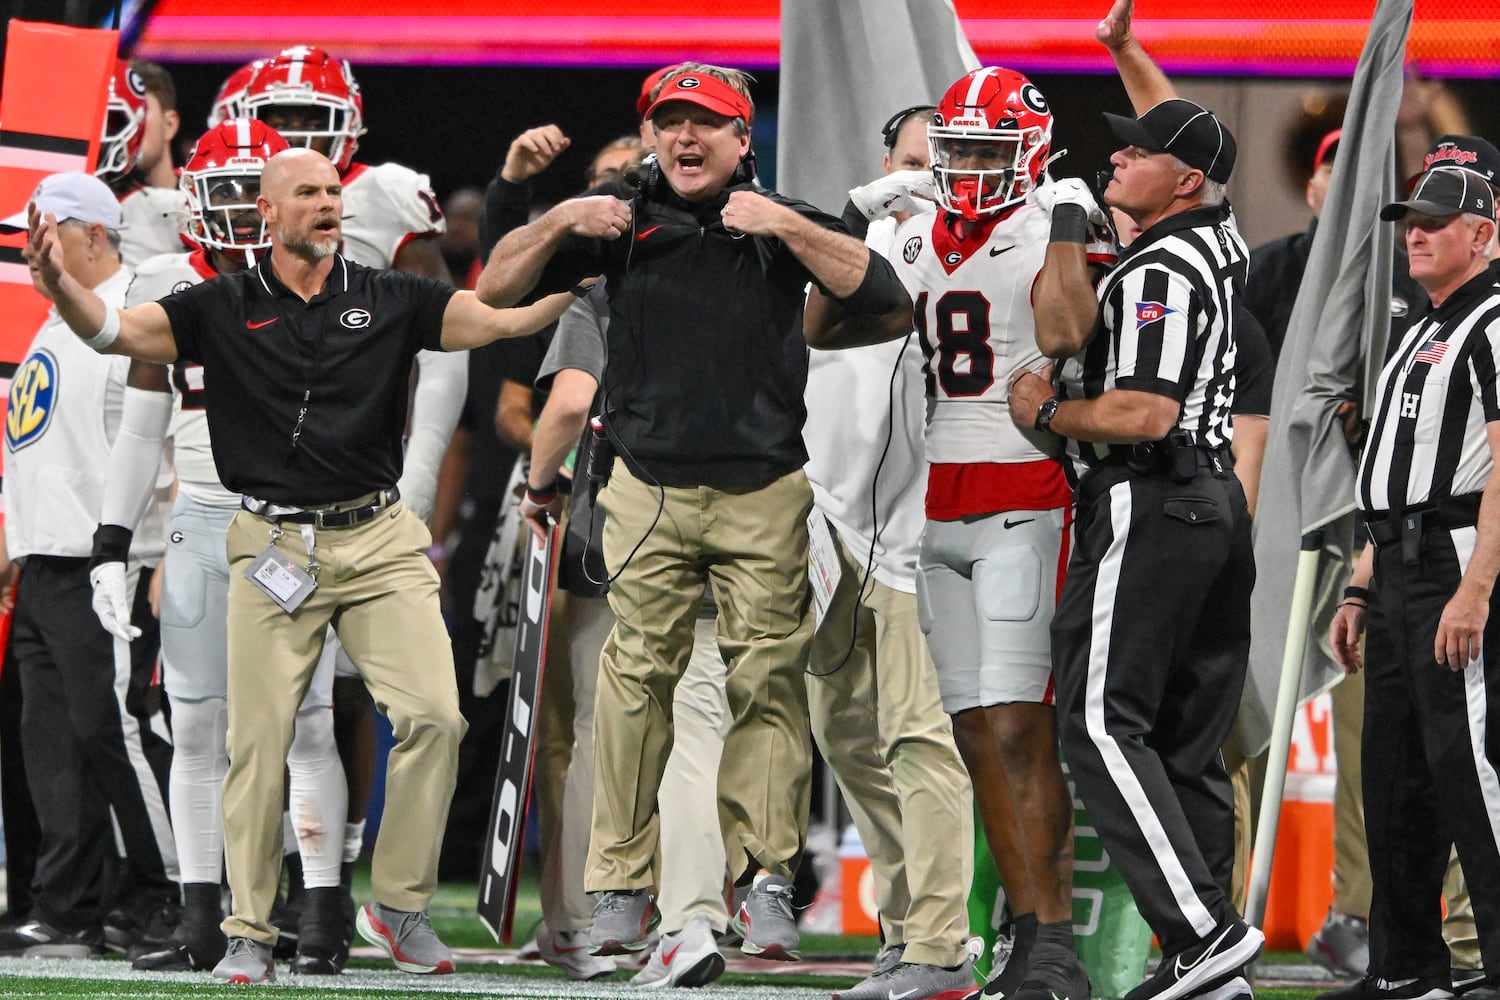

{"left": 893, "top": 202, "right": 1062, "bottom": 476}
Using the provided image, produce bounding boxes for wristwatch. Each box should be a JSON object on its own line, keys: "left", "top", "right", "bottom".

{"left": 1034, "top": 396, "right": 1061, "bottom": 433}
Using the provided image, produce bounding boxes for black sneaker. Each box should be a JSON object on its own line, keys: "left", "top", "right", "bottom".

{"left": 1454, "top": 971, "right": 1487, "bottom": 996}
{"left": 1316, "top": 975, "right": 1455, "bottom": 1000}
{"left": 0, "top": 920, "right": 104, "bottom": 959}
{"left": 1124, "top": 921, "right": 1264, "bottom": 1000}
{"left": 1010, "top": 940, "right": 1091, "bottom": 1000}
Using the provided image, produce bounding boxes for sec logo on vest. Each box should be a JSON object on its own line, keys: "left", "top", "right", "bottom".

{"left": 6, "top": 350, "right": 58, "bottom": 451}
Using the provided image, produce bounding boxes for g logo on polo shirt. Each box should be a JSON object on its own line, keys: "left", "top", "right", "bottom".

{"left": 6, "top": 350, "right": 58, "bottom": 451}
{"left": 340, "top": 308, "right": 372, "bottom": 329}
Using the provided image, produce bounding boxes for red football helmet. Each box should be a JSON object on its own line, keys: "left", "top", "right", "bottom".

{"left": 181, "top": 118, "right": 290, "bottom": 257}
{"left": 97, "top": 60, "right": 148, "bottom": 180}
{"left": 208, "top": 59, "right": 266, "bottom": 128}
{"left": 929, "top": 67, "right": 1053, "bottom": 219}
{"left": 242, "top": 46, "right": 363, "bottom": 172}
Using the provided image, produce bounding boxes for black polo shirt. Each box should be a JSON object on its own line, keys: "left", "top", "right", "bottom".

{"left": 157, "top": 253, "right": 454, "bottom": 505}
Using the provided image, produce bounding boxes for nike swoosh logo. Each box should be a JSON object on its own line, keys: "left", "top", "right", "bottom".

{"left": 1174, "top": 924, "right": 1236, "bottom": 978}
{"left": 1003, "top": 518, "right": 1034, "bottom": 529}
{"left": 663, "top": 941, "right": 682, "bottom": 964}
{"left": 989, "top": 244, "right": 1016, "bottom": 257}
{"left": 246, "top": 318, "right": 279, "bottom": 329}
{"left": 636, "top": 225, "right": 663, "bottom": 240}
{"left": 889, "top": 989, "right": 920, "bottom": 1000}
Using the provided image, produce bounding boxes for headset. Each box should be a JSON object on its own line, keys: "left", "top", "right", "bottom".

{"left": 881, "top": 104, "right": 937, "bottom": 149}
{"left": 631, "top": 148, "right": 759, "bottom": 202}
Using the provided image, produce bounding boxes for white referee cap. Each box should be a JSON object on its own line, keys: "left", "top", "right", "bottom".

{"left": 0, "top": 171, "right": 123, "bottom": 232}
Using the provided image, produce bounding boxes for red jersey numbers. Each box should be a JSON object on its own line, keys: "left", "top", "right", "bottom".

{"left": 914, "top": 290, "right": 995, "bottom": 398}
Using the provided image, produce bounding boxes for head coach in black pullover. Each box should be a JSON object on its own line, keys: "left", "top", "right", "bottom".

{"left": 478, "top": 64, "right": 908, "bottom": 959}
{"left": 26, "top": 146, "right": 573, "bottom": 983}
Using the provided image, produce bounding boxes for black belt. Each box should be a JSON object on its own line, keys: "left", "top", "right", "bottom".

{"left": 1365, "top": 493, "right": 1481, "bottom": 561}
{"left": 242, "top": 487, "right": 400, "bottom": 529}
{"left": 1091, "top": 441, "right": 1234, "bottom": 478}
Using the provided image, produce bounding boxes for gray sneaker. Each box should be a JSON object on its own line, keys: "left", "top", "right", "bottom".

{"left": 834, "top": 956, "right": 978, "bottom": 1000}
{"left": 1307, "top": 910, "right": 1370, "bottom": 977}
{"left": 731, "top": 876, "right": 800, "bottom": 961}
{"left": 589, "top": 889, "right": 661, "bottom": 956}
{"left": 212, "top": 936, "right": 275, "bottom": 984}
{"left": 355, "top": 902, "right": 454, "bottom": 975}
{"left": 873, "top": 943, "right": 907, "bottom": 978}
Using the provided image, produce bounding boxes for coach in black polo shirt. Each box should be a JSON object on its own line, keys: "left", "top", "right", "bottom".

{"left": 1008, "top": 98, "right": 1262, "bottom": 1000}
{"left": 1324, "top": 166, "right": 1500, "bottom": 1000}
{"left": 25, "top": 148, "right": 571, "bottom": 984}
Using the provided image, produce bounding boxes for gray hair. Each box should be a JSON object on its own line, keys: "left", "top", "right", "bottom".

{"left": 1171, "top": 155, "right": 1225, "bottom": 207}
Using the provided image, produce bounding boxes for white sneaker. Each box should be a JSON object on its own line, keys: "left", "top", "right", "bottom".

{"left": 540, "top": 924, "right": 617, "bottom": 981}
{"left": 630, "top": 915, "right": 726, "bottom": 988}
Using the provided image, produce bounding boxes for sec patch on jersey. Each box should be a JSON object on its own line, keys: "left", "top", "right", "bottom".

{"left": 6, "top": 350, "right": 59, "bottom": 451}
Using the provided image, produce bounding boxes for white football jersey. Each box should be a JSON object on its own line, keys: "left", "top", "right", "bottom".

{"left": 339, "top": 161, "right": 445, "bottom": 269}
{"left": 119, "top": 184, "right": 188, "bottom": 269}
{"left": 125, "top": 250, "right": 239, "bottom": 508}
{"left": 891, "top": 203, "right": 1056, "bottom": 465}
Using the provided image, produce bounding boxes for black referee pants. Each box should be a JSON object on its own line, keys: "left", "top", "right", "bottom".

{"left": 1364, "top": 527, "right": 1500, "bottom": 980}
{"left": 12, "top": 557, "right": 174, "bottom": 930}
{"left": 1052, "top": 464, "right": 1253, "bottom": 955}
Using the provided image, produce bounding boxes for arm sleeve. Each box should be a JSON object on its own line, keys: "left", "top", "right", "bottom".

{"left": 99, "top": 386, "right": 172, "bottom": 532}
{"left": 398, "top": 348, "right": 468, "bottom": 522}
{"left": 479, "top": 172, "right": 533, "bottom": 260}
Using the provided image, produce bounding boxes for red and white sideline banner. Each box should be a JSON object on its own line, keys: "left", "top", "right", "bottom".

{"left": 0, "top": 19, "right": 116, "bottom": 366}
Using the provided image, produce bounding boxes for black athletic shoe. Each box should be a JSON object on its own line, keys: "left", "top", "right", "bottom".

{"left": 1316, "top": 976, "right": 1455, "bottom": 1000}
{"left": 1010, "top": 940, "right": 1091, "bottom": 1000}
{"left": 1454, "top": 971, "right": 1487, "bottom": 996}
{"left": 0, "top": 920, "right": 104, "bottom": 959}
{"left": 1124, "top": 921, "right": 1264, "bottom": 1000}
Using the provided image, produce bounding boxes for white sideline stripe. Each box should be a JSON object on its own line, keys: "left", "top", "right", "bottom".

{"left": 1084, "top": 481, "right": 1217, "bottom": 936}
{"left": 1450, "top": 525, "right": 1500, "bottom": 859}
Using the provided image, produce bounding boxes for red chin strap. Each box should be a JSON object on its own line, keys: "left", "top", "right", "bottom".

{"left": 951, "top": 177, "right": 982, "bottom": 221}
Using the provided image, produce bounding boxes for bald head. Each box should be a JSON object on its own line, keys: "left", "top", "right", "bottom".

{"left": 260, "top": 147, "right": 339, "bottom": 200}
{"left": 259, "top": 147, "right": 343, "bottom": 262}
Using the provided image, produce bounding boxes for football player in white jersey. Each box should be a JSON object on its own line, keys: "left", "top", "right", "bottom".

{"left": 809, "top": 67, "right": 1107, "bottom": 1000}
{"left": 235, "top": 44, "right": 467, "bottom": 951}
{"left": 92, "top": 119, "right": 352, "bottom": 975}
{"left": 96, "top": 60, "right": 189, "bottom": 268}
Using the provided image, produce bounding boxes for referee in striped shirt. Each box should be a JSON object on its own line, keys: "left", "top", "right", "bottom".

{"left": 1008, "top": 97, "right": 1261, "bottom": 1000}
{"left": 1325, "top": 165, "right": 1500, "bottom": 1000}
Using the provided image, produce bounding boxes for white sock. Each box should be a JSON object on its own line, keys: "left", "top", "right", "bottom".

{"left": 287, "top": 705, "right": 347, "bottom": 888}
{"left": 167, "top": 696, "right": 228, "bottom": 884}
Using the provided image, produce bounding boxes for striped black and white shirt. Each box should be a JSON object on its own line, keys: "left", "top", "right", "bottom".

{"left": 1358, "top": 269, "right": 1500, "bottom": 513}
{"left": 1059, "top": 203, "right": 1247, "bottom": 469}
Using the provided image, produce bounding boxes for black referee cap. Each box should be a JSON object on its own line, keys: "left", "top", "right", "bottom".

{"left": 1381, "top": 166, "right": 1494, "bottom": 221}
{"left": 1104, "top": 98, "right": 1236, "bottom": 183}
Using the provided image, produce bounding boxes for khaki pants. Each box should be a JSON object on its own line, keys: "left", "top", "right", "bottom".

{"left": 539, "top": 595, "right": 610, "bottom": 932}
{"left": 654, "top": 616, "right": 732, "bottom": 933}
{"left": 1330, "top": 668, "right": 1373, "bottom": 918}
{"left": 222, "top": 506, "right": 464, "bottom": 943}
{"left": 807, "top": 533, "right": 974, "bottom": 968}
{"left": 588, "top": 462, "right": 814, "bottom": 889}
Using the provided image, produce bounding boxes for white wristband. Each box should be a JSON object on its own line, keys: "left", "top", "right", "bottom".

{"left": 83, "top": 308, "right": 120, "bottom": 351}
